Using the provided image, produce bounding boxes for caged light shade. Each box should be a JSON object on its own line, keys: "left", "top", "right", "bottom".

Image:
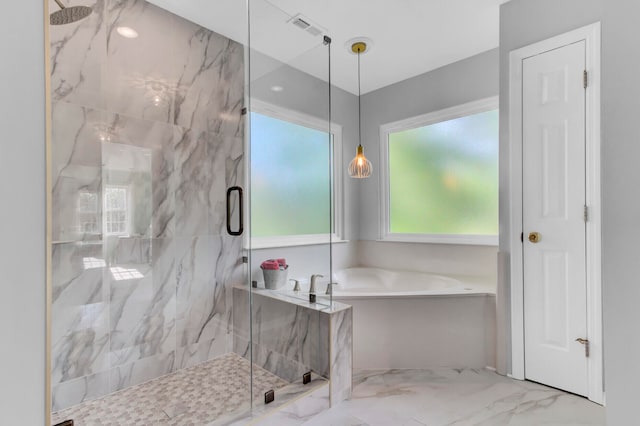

{"left": 348, "top": 40, "right": 373, "bottom": 179}
{"left": 348, "top": 144, "right": 372, "bottom": 178}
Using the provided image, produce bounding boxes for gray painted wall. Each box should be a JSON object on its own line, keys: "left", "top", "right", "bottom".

{"left": 601, "top": 1, "right": 640, "bottom": 423}
{"left": 359, "top": 48, "right": 499, "bottom": 241}
{"left": 0, "top": 2, "right": 46, "bottom": 424}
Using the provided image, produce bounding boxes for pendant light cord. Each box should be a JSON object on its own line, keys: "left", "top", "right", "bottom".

{"left": 358, "top": 47, "right": 362, "bottom": 148}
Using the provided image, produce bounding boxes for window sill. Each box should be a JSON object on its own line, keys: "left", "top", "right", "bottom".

{"left": 379, "top": 233, "right": 498, "bottom": 246}
{"left": 249, "top": 234, "right": 349, "bottom": 250}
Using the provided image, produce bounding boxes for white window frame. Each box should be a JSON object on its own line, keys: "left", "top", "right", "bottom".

{"left": 248, "top": 99, "right": 344, "bottom": 249}
{"left": 379, "top": 96, "right": 499, "bottom": 246}
{"left": 76, "top": 191, "right": 100, "bottom": 234}
{"left": 103, "top": 185, "right": 131, "bottom": 237}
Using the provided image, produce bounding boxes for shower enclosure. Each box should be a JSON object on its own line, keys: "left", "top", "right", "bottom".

{"left": 47, "top": 0, "right": 334, "bottom": 424}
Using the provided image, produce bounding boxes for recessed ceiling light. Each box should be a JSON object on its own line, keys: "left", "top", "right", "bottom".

{"left": 270, "top": 85, "right": 284, "bottom": 92}
{"left": 117, "top": 26, "right": 139, "bottom": 39}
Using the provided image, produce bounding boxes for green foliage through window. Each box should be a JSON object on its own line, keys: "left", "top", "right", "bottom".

{"left": 388, "top": 109, "right": 498, "bottom": 235}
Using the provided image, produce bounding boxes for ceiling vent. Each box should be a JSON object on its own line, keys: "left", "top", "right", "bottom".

{"left": 289, "top": 14, "right": 326, "bottom": 37}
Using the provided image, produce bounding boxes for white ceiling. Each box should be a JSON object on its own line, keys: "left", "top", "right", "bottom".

{"left": 148, "top": 0, "right": 509, "bottom": 95}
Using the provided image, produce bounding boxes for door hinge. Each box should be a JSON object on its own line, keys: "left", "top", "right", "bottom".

{"left": 520, "top": 232, "right": 524, "bottom": 243}
{"left": 576, "top": 337, "right": 590, "bottom": 357}
{"left": 583, "top": 70, "right": 588, "bottom": 89}
{"left": 584, "top": 205, "right": 589, "bottom": 222}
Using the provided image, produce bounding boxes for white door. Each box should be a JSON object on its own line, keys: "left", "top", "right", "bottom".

{"left": 522, "top": 40, "right": 588, "bottom": 396}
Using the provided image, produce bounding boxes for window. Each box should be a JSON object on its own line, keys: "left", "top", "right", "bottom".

{"left": 76, "top": 191, "right": 99, "bottom": 234}
{"left": 250, "top": 101, "right": 343, "bottom": 248}
{"left": 380, "top": 97, "right": 498, "bottom": 245}
{"left": 104, "top": 185, "right": 130, "bottom": 236}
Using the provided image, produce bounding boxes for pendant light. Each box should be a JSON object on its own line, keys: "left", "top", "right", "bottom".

{"left": 348, "top": 41, "right": 373, "bottom": 179}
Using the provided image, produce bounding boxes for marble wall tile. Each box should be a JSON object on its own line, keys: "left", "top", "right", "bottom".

{"left": 52, "top": 103, "right": 181, "bottom": 242}
{"left": 175, "top": 237, "right": 225, "bottom": 344}
{"left": 232, "top": 286, "right": 251, "bottom": 342}
{"left": 51, "top": 371, "right": 110, "bottom": 413}
{"left": 300, "top": 310, "right": 330, "bottom": 379}
{"left": 176, "top": 338, "right": 228, "bottom": 371}
{"left": 51, "top": 103, "right": 104, "bottom": 242}
{"left": 49, "top": 0, "right": 107, "bottom": 109}
{"left": 108, "top": 238, "right": 176, "bottom": 367}
{"left": 232, "top": 288, "right": 332, "bottom": 383}
{"left": 100, "top": 110, "right": 179, "bottom": 239}
{"left": 105, "top": 0, "right": 180, "bottom": 124}
{"left": 52, "top": 242, "right": 110, "bottom": 385}
{"left": 50, "top": 0, "right": 246, "bottom": 411}
{"left": 174, "top": 130, "right": 212, "bottom": 237}
{"left": 252, "top": 296, "right": 300, "bottom": 361}
{"left": 172, "top": 18, "right": 245, "bottom": 138}
{"left": 327, "top": 308, "right": 353, "bottom": 405}
{"left": 252, "top": 342, "right": 309, "bottom": 384}
{"left": 109, "top": 350, "right": 176, "bottom": 392}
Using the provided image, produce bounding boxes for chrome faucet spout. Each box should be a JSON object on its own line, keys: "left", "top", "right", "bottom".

{"left": 310, "top": 274, "right": 324, "bottom": 293}
{"left": 325, "top": 282, "right": 337, "bottom": 295}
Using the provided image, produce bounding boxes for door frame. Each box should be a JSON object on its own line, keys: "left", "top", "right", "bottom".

{"left": 508, "top": 22, "right": 603, "bottom": 404}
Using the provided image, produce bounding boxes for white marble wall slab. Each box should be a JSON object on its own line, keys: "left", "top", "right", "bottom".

{"left": 327, "top": 308, "right": 353, "bottom": 405}
{"left": 51, "top": 242, "right": 110, "bottom": 385}
{"left": 233, "top": 287, "right": 351, "bottom": 396}
{"left": 51, "top": 371, "right": 110, "bottom": 413}
{"left": 109, "top": 350, "right": 176, "bottom": 392}
{"left": 49, "top": 0, "right": 107, "bottom": 109}
{"left": 50, "top": 0, "right": 246, "bottom": 412}
{"left": 108, "top": 237, "right": 176, "bottom": 368}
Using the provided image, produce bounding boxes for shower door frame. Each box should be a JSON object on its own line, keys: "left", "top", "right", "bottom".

{"left": 44, "top": 0, "right": 54, "bottom": 424}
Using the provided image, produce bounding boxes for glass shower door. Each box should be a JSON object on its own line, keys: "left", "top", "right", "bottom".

{"left": 49, "top": 0, "right": 253, "bottom": 424}
{"left": 245, "top": 0, "right": 334, "bottom": 413}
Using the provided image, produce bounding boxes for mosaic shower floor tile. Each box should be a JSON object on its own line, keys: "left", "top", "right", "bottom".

{"left": 52, "top": 353, "right": 289, "bottom": 426}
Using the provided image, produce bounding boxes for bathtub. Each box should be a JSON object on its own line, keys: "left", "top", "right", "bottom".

{"left": 332, "top": 267, "right": 494, "bottom": 298}
{"left": 330, "top": 267, "right": 496, "bottom": 370}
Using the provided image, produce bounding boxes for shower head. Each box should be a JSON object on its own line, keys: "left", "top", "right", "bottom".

{"left": 50, "top": 0, "right": 92, "bottom": 25}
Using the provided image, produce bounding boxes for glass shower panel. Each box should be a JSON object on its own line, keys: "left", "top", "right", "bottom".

{"left": 247, "top": 0, "right": 333, "bottom": 412}
{"left": 49, "top": 0, "right": 252, "bottom": 424}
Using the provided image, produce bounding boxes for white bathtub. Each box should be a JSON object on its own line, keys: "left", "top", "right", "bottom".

{"left": 331, "top": 267, "right": 496, "bottom": 370}
{"left": 332, "top": 267, "right": 495, "bottom": 298}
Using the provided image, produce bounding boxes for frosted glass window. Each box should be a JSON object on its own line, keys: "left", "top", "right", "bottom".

{"left": 250, "top": 112, "right": 332, "bottom": 237}
{"left": 388, "top": 109, "right": 498, "bottom": 236}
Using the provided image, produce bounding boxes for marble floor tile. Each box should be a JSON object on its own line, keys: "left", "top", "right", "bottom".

{"left": 277, "top": 368, "right": 605, "bottom": 426}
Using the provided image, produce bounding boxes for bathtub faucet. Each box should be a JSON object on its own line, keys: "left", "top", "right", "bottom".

{"left": 325, "top": 282, "right": 337, "bottom": 295}
{"left": 310, "top": 274, "right": 324, "bottom": 293}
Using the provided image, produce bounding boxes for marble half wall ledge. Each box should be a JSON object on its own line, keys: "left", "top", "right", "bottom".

{"left": 232, "top": 286, "right": 353, "bottom": 406}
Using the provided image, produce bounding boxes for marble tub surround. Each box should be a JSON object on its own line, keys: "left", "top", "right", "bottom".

{"left": 49, "top": 0, "right": 246, "bottom": 411}
{"left": 262, "top": 368, "right": 605, "bottom": 426}
{"left": 233, "top": 287, "right": 353, "bottom": 406}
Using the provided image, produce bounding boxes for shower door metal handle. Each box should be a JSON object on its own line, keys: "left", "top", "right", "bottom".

{"left": 226, "top": 186, "right": 244, "bottom": 236}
